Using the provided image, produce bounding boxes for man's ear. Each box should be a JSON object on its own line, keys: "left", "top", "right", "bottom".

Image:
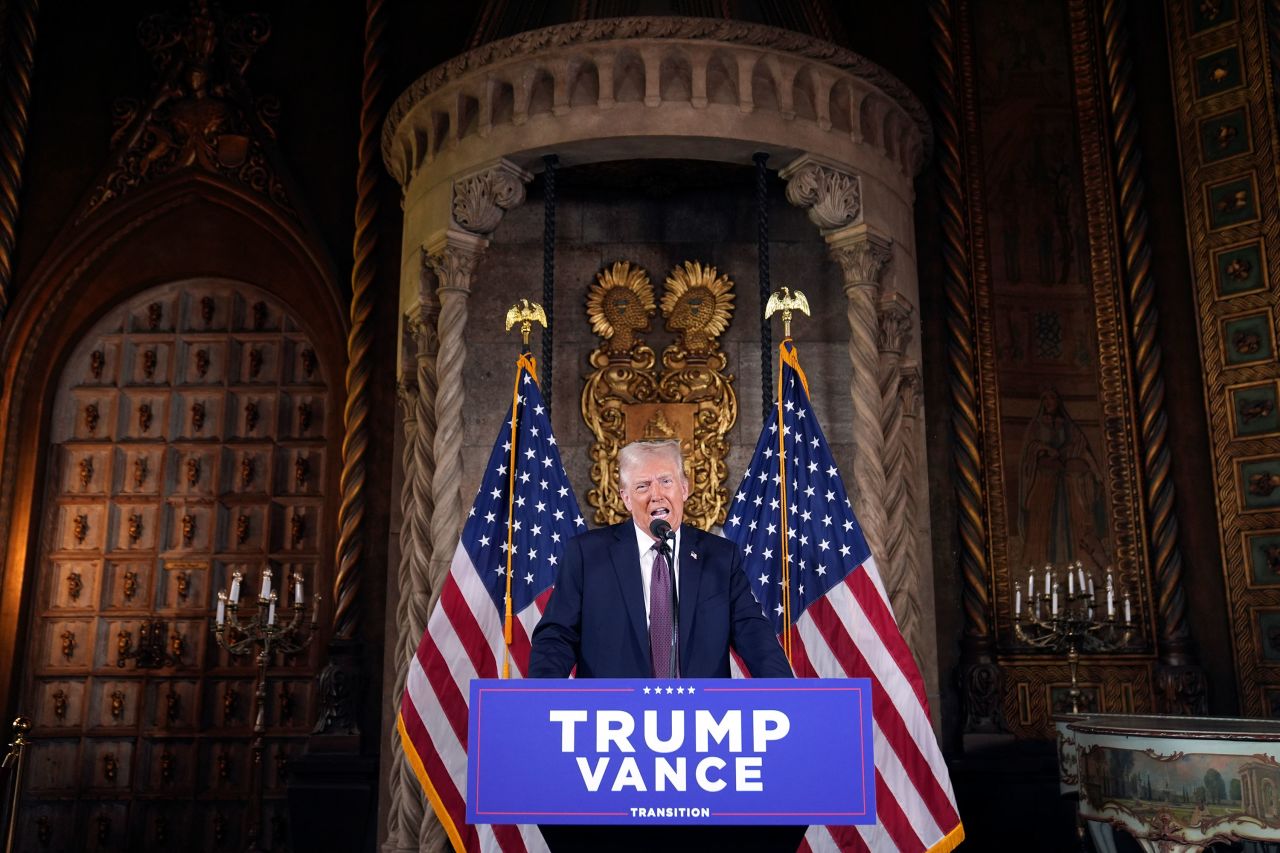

{"left": 620, "top": 488, "right": 632, "bottom": 511}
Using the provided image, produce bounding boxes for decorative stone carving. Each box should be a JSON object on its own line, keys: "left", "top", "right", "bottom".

{"left": 877, "top": 293, "right": 914, "bottom": 356}
{"left": 382, "top": 17, "right": 931, "bottom": 182}
{"left": 782, "top": 159, "right": 862, "bottom": 231}
{"left": 451, "top": 161, "right": 531, "bottom": 235}
{"left": 830, "top": 230, "right": 892, "bottom": 288}
{"left": 81, "top": 1, "right": 294, "bottom": 221}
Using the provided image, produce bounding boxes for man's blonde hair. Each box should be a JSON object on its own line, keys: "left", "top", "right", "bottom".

{"left": 617, "top": 439, "right": 686, "bottom": 487}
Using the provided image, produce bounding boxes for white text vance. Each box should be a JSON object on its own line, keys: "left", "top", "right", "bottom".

{"left": 548, "top": 709, "right": 790, "bottom": 793}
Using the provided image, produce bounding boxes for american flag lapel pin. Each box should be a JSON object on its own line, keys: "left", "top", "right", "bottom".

{"left": 689, "top": 550, "right": 698, "bottom": 560}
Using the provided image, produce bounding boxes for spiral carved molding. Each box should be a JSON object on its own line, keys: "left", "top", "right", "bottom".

{"left": 829, "top": 228, "right": 893, "bottom": 565}
{"left": 877, "top": 294, "right": 923, "bottom": 653}
{"left": 0, "top": 0, "right": 38, "bottom": 319}
{"left": 333, "top": 0, "right": 388, "bottom": 642}
{"left": 1099, "top": 0, "right": 1197, "bottom": 686}
{"left": 424, "top": 231, "right": 487, "bottom": 609}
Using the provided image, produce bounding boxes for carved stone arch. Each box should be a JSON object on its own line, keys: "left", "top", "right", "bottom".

{"left": 750, "top": 54, "right": 781, "bottom": 112}
{"left": 431, "top": 109, "right": 451, "bottom": 155}
{"left": 859, "top": 90, "right": 889, "bottom": 151}
{"left": 705, "top": 49, "right": 739, "bottom": 106}
{"left": 0, "top": 171, "right": 347, "bottom": 717}
{"left": 792, "top": 64, "right": 819, "bottom": 122}
{"left": 829, "top": 78, "right": 855, "bottom": 135}
{"left": 456, "top": 91, "right": 480, "bottom": 140}
{"left": 491, "top": 77, "right": 515, "bottom": 126}
{"left": 659, "top": 49, "right": 693, "bottom": 103}
{"left": 527, "top": 66, "right": 556, "bottom": 118}
{"left": 613, "top": 49, "right": 646, "bottom": 103}
{"left": 568, "top": 58, "right": 600, "bottom": 107}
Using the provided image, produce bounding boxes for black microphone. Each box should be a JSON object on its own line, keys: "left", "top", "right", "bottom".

{"left": 649, "top": 518, "right": 675, "bottom": 543}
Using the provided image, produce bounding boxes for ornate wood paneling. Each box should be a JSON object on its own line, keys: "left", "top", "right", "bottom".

{"left": 1164, "top": 0, "right": 1280, "bottom": 717}
{"left": 14, "top": 282, "right": 328, "bottom": 852}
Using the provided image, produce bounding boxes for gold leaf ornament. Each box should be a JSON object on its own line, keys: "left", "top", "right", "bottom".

{"left": 586, "top": 261, "right": 656, "bottom": 355}
{"left": 661, "top": 261, "right": 734, "bottom": 357}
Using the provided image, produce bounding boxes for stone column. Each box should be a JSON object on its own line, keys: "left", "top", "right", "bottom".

{"left": 877, "top": 293, "right": 922, "bottom": 651}
{"left": 423, "top": 159, "right": 530, "bottom": 613}
{"left": 829, "top": 226, "right": 893, "bottom": 564}
{"left": 384, "top": 372, "right": 421, "bottom": 853}
{"left": 781, "top": 156, "right": 893, "bottom": 561}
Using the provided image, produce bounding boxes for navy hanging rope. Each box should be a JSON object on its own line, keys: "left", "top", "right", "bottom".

{"left": 754, "top": 152, "right": 773, "bottom": 423}
{"left": 542, "top": 154, "right": 558, "bottom": 418}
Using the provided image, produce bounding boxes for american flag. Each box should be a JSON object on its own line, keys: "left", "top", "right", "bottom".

{"left": 724, "top": 340, "right": 964, "bottom": 853}
{"left": 398, "top": 354, "right": 583, "bottom": 853}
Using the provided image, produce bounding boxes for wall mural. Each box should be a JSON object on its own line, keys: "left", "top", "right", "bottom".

{"left": 956, "top": 0, "right": 1156, "bottom": 735}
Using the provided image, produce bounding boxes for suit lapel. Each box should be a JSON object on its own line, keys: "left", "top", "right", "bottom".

{"left": 677, "top": 524, "right": 705, "bottom": 673}
{"left": 609, "top": 522, "right": 650, "bottom": 670}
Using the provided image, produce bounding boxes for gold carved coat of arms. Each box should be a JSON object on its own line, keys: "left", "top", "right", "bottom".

{"left": 581, "top": 260, "right": 737, "bottom": 529}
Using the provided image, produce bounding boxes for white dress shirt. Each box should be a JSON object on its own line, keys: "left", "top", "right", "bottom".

{"left": 632, "top": 522, "right": 680, "bottom": 627}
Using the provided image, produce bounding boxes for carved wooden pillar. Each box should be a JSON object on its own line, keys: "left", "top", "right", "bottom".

{"left": 877, "top": 293, "right": 922, "bottom": 653}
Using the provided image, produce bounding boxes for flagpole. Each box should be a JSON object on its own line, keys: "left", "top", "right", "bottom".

{"left": 763, "top": 288, "right": 809, "bottom": 663}
{"left": 501, "top": 301, "right": 548, "bottom": 678}
{"left": 501, "top": 358, "right": 524, "bottom": 678}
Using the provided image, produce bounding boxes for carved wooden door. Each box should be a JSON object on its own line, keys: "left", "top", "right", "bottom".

{"left": 15, "top": 282, "right": 330, "bottom": 853}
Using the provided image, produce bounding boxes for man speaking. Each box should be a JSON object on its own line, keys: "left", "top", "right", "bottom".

{"left": 530, "top": 438, "right": 792, "bottom": 680}
{"left": 530, "top": 439, "right": 801, "bottom": 852}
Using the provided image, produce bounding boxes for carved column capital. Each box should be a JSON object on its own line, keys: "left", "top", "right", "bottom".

{"left": 899, "top": 363, "right": 922, "bottom": 418}
{"left": 450, "top": 159, "right": 533, "bottom": 234}
{"left": 404, "top": 304, "right": 439, "bottom": 352}
{"left": 877, "top": 292, "right": 915, "bottom": 355}
{"left": 828, "top": 224, "right": 893, "bottom": 294}
{"left": 423, "top": 229, "right": 488, "bottom": 295}
{"left": 396, "top": 376, "right": 419, "bottom": 413}
{"left": 780, "top": 154, "right": 862, "bottom": 232}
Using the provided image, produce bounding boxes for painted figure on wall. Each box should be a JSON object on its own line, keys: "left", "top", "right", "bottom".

{"left": 1017, "top": 388, "right": 1108, "bottom": 568}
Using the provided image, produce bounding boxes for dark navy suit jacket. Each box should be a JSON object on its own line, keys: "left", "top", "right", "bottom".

{"left": 529, "top": 521, "right": 793, "bottom": 679}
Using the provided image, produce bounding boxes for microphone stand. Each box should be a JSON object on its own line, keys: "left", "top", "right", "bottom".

{"left": 659, "top": 532, "right": 679, "bottom": 678}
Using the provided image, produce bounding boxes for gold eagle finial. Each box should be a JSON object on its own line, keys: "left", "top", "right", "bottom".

{"left": 504, "top": 299, "right": 547, "bottom": 347}
{"left": 764, "top": 287, "right": 810, "bottom": 337}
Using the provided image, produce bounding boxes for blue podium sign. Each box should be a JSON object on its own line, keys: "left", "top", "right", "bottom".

{"left": 465, "top": 678, "right": 875, "bottom": 826}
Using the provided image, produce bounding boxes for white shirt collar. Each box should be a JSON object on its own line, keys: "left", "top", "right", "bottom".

{"left": 631, "top": 520, "right": 680, "bottom": 558}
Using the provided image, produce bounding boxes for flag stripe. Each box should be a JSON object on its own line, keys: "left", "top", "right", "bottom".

{"left": 849, "top": 561, "right": 929, "bottom": 711}
{"left": 401, "top": 665, "right": 479, "bottom": 851}
{"left": 807, "top": 590, "right": 959, "bottom": 832}
{"left": 875, "top": 769, "right": 926, "bottom": 853}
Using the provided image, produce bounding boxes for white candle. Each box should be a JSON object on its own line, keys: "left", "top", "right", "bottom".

{"left": 260, "top": 568, "right": 272, "bottom": 600}
{"left": 1068, "top": 572, "right": 1075, "bottom": 595}
{"left": 1015, "top": 583, "right": 1022, "bottom": 617}
{"left": 294, "top": 572, "right": 304, "bottom": 606}
{"left": 1052, "top": 585, "right": 1059, "bottom": 616}
{"left": 1029, "top": 573, "right": 1035, "bottom": 600}
{"left": 230, "top": 571, "right": 242, "bottom": 604}
{"left": 268, "top": 592, "right": 277, "bottom": 626}
{"left": 1044, "top": 566, "right": 1051, "bottom": 594}
{"left": 1087, "top": 576, "right": 1094, "bottom": 597}
{"left": 216, "top": 591, "right": 227, "bottom": 625}
{"left": 1124, "top": 593, "right": 1131, "bottom": 624}
{"left": 1078, "top": 565, "right": 1087, "bottom": 594}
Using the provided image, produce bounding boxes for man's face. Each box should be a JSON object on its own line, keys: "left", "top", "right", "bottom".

{"left": 620, "top": 451, "right": 690, "bottom": 539}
